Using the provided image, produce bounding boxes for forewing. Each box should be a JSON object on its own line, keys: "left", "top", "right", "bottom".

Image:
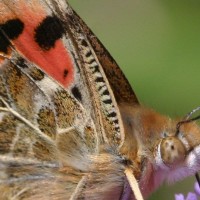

{"left": 0, "top": 0, "right": 137, "bottom": 199}
{"left": 0, "top": 0, "right": 131, "bottom": 147}
{"left": 0, "top": 1, "right": 100, "bottom": 198}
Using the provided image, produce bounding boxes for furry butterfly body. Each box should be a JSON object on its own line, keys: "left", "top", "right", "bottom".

{"left": 0, "top": 1, "right": 200, "bottom": 199}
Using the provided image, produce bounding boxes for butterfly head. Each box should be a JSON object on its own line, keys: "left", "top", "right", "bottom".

{"left": 153, "top": 107, "right": 200, "bottom": 184}
{"left": 120, "top": 105, "right": 200, "bottom": 197}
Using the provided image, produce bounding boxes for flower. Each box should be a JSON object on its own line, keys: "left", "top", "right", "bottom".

{"left": 175, "top": 182, "right": 200, "bottom": 200}
{"left": 194, "top": 182, "right": 200, "bottom": 196}
{"left": 175, "top": 194, "right": 184, "bottom": 200}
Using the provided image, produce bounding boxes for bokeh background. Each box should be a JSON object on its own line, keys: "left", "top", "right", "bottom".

{"left": 69, "top": 1, "right": 200, "bottom": 199}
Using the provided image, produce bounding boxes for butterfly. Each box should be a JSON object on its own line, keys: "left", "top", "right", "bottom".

{"left": 0, "top": 1, "right": 200, "bottom": 200}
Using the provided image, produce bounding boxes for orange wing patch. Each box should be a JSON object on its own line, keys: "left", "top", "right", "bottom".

{"left": 0, "top": 1, "right": 74, "bottom": 88}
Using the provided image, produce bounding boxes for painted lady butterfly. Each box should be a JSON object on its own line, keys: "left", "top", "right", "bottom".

{"left": 0, "top": 1, "right": 200, "bottom": 199}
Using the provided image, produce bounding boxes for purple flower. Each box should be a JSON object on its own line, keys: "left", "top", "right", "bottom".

{"left": 175, "top": 182, "right": 200, "bottom": 200}
{"left": 175, "top": 193, "right": 197, "bottom": 200}
{"left": 175, "top": 194, "right": 184, "bottom": 200}
{"left": 194, "top": 182, "right": 200, "bottom": 196}
{"left": 185, "top": 192, "right": 198, "bottom": 200}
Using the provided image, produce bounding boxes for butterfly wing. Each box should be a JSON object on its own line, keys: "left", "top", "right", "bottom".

{"left": 0, "top": 0, "right": 136, "bottom": 147}
{"left": 0, "top": 40, "right": 99, "bottom": 198}
{"left": 50, "top": 0, "right": 139, "bottom": 145}
{"left": 0, "top": 0, "right": 139, "bottom": 199}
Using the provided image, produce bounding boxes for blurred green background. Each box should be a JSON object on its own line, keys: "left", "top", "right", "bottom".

{"left": 69, "top": 1, "right": 200, "bottom": 199}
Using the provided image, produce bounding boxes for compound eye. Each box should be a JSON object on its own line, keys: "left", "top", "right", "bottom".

{"left": 160, "top": 136, "right": 186, "bottom": 166}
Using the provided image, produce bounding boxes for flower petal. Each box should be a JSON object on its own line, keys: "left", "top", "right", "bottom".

{"left": 194, "top": 182, "right": 200, "bottom": 196}
{"left": 175, "top": 194, "right": 185, "bottom": 200}
{"left": 186, "top": 192, "right": 197, "bottom": 200}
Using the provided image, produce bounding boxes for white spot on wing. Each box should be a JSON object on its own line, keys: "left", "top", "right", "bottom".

{"left": 38, "top": 76, "right": 59, "bottom": 95}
